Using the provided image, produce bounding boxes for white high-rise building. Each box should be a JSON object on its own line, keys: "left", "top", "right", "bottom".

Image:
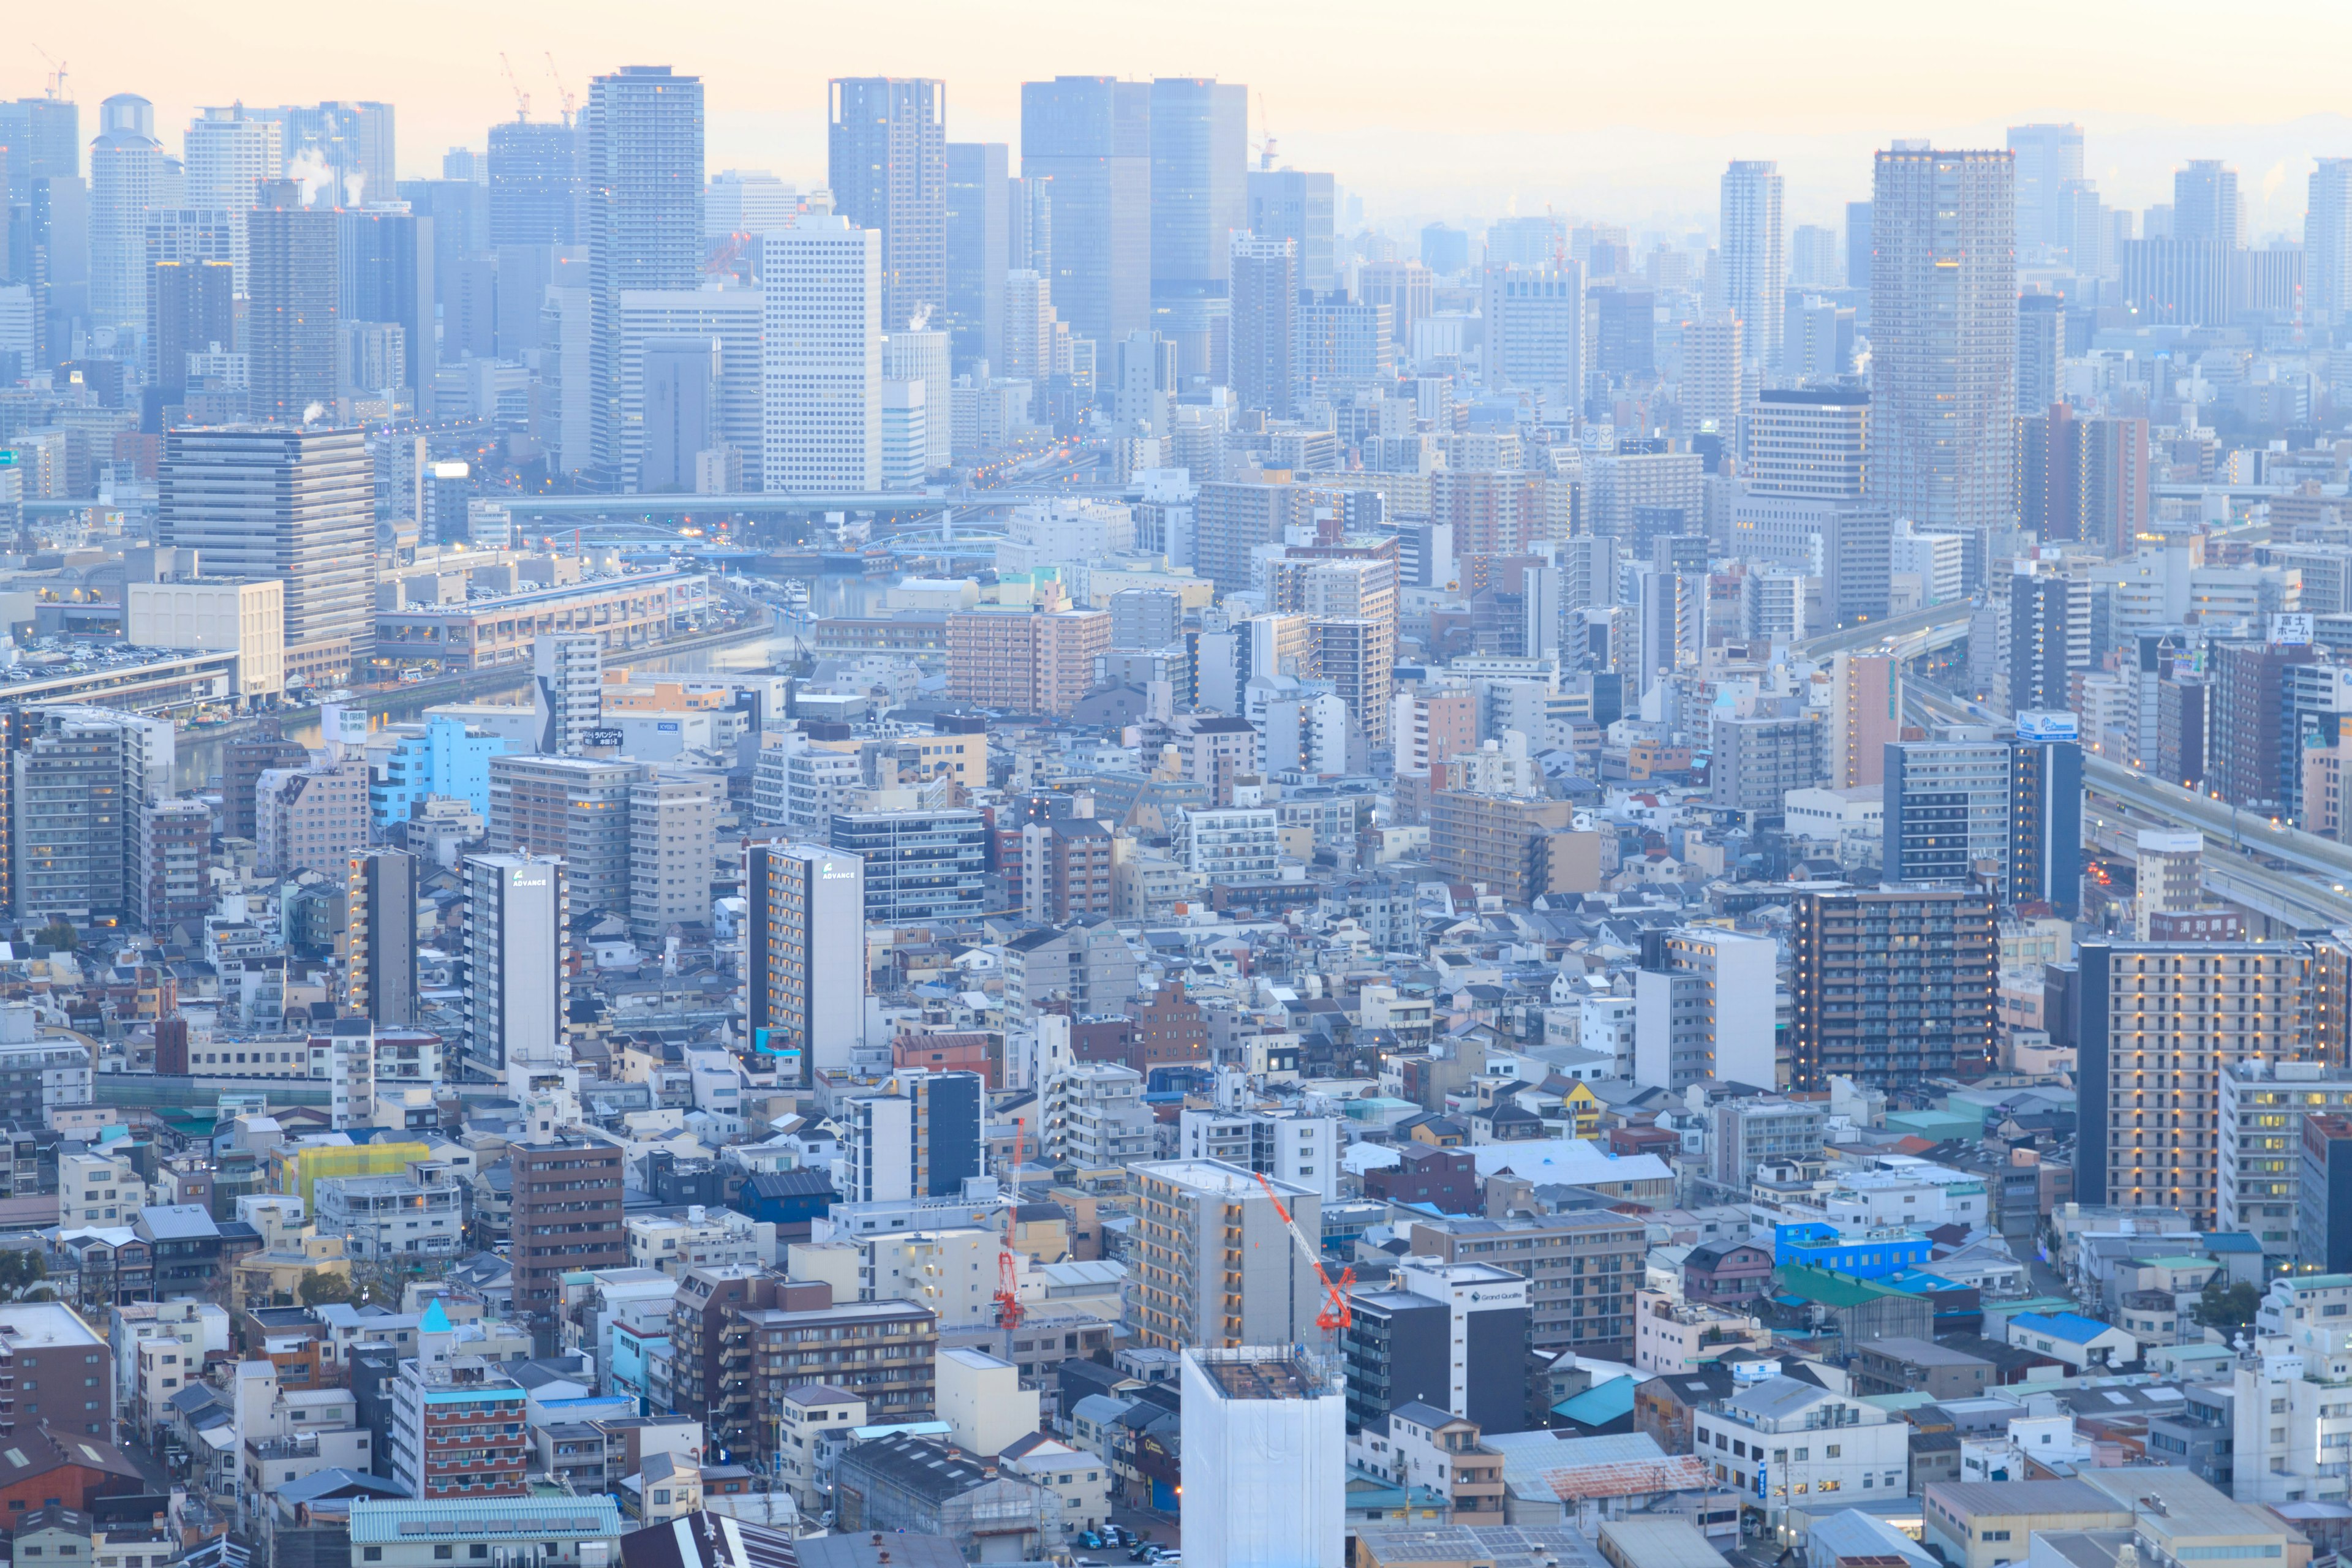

{"left": 881, "top": 328, "right": 952, "bottom": 473}
{"left": 1719, "top": 160, "right": 1785, "bottom": 369}
{"left": 620, "top": 288, "right": 766, "bottom": 492}
{"left": 2007, "top": 124, "right": 2086, "bottom": 257}
{"left": 1180, "top": 1349, "right": 1343, "bottom": 1568}
{"left": 531, "top": 633, "right": 604, "bottom": 755}
{"left": 761, "top": 214, "right": 881, "bottom": 493}
{"left": 1480, "top": 264, "right": 1582, "bottom": 392}
{"left": 2309, "top": 159, "right": 2352, "bottom": 331}
{"left": 1634, "top": 927, "right": 1778, "bottom": 1090}
{"left": 2134, "top": 829, "right": 2203, "bottom": 938}
{"left": 462, "top": 854, "right": 570, "bottom": 1080}
{"left": 704, "top": 170, "right": 798, "bottom": 239}
{"left": 880, "top": 380, "right": 927, "bottom": 489}
{"left": 183, "top": 107, "right": 284, "bottom": 294}
{"left": 1869, "top": 146, "right": 2017, "bottom": 538}
{"left": 91, "top": 95, "right": 170, "bottom": 334}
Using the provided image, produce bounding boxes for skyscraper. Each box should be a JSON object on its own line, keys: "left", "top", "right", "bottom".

{"left": 532, "top": 633, "right": 604, "bottom": 754}
{"left": 761, "top": 214, "right": 881, "bottom": 492}
{"left": 461, "top": 853, "right": 569, "bottom": 1078}
{"left": 337, "top": 209, "right": 435, "bottom": 415}
{"left": 1718, "top": 160, "right": 1784, "bottom": 369}
{"left": 255, "top": 101, "right": 396, "bottom": 206}
{"left": 829, "top": 79, "right": 945, "bottom": 336}
{"left": 488, "top": 119, "right": 582, "bottom": 246}
{"left": 2174, "top": 159, "right": 2244, "bottom": 249}
{"left": 2308, "top": 159, "right": 2352, "bottom": 331}
{"left": 1248, "top": 167, "right": 1337, "bottom": 298}
{"left": 587, "top": 66, "right": 706, "bottom": 490}
{"left": 347, "top": 848, "right": 418, "bottom": 1027}
{"left": 1790, "top": 886, "right": 1996, "bottom": 1089}
{"left": 2007, "top": 124, "right": 2085, "bottom": 255}
{"left": 1150, "top": 77, "right": 1248, "bottom": 385}
{"left": 1229, "top": 234, "right": 1297, "bottom": 417}
{"left": 1481, "top": 264, "right": 1583, "bottom": 391}
{"left": 745, "top": 841, "right": 868, "bottom": 1084}
{"left": 1020, "top": 77, "right": 1151, "bottom": 348}
{"left": 88, "top": 95, "right": 165, "bottom": 333}
{"left": 247, "top": 195, "right": 340, "bottom": 424}
{"left": 0, "top": 99, "right": 78, "bottom": 184}
{"left": 1869, "top": 146, "right": 2017, "bottom": 537}
{"left": 157, "top": 426, "right": 376, "bottom": 684}
{"left": 182, "top": 106, "right": 282, "bottom": 293}
{"left": 943, "top": 142, "right": 1008, "bottom": 371}
{"left": 2016, "top": 292, "right": 2064, "bottom": 412}
{"left": 147, "top": 258, "right": 234, "bottom": 399}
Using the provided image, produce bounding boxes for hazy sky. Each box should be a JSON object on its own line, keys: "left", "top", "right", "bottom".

{"left": 24, "top": 1, "right": 2352, "bottom": 238}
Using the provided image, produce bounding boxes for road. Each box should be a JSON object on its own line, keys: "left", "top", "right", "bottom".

{"left": 1792, "top": 598, "right": 1975, "bottom": 660}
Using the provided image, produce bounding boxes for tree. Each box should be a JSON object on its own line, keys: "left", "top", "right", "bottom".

{"left": 2193, "top": 1278, "right": 2261, "bottom": 1330}
{"left": 33, "top": 922, "right": 75, "bottom": 952}
{"left": 298, "top": 1270, "right": 355, "bottom": 1308}
{"left": 0, "top": 1250, "right": 48, "bottom": 1303}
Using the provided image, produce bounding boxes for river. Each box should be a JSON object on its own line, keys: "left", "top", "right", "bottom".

{"left": 170, "top": 575, "right": 891, "bottom": 791}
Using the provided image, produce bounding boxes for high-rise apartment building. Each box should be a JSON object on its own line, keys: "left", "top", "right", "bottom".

{"left": 346, "top": 848, "right": 418, "bottom": 1027}
{"left": 944, "top": 142, "right": 1009, "bottom": 371}
{"left": 486, "top": 755, "right": 638, "bottom": 916}
{"left": 89, "top": 95, "right": 165, "bottom": 334}
{"left": 1719, "top": 160, "right": 1785, "bottom": 368}
{"left": 2309, "top": 159, "right": 2352, "bottom": 330}
{"left": 2008, "top": 562, "right": 2095, "bottom": 713}
{"left": 1869, "top": 146, "right": 2017, "bottom": 538}
{"left": 943, "top": 604, "right": 1111, "bottom": 715}
{"left": 841, "top": 1070, "right": 986, "bottom": 1204}
{"left": 510, "top": 1137, "right": 625, "bottom": 1323}
{"left": 1633, "top": 927, "right": 1779, "bottom": 1090}
{"left": 488, "top": 119, "right": 582, "bottom": 246}
{"left": 1133, "top": 1159, "right": 1324, "bottom": 1351}
{"left": 1404, "top": 1211, "right": 1644, "bottom": 1360}
{"left": 1883, "top": 718, "right": 2082, "bottom": 915}
{"left": 1790, "top": 886, "right": 1997, "bottom": 1089}
{"left": 1229, "top": 235, "right": 1298, "bottom": 418}
{"left": 531, "top": 633, "right": 604, "bottom": 755}
{"left": 1247, "top": 167, "right": 1336, "bottom": 300}
{"left": 2220, "top": 1058, "right": 2352, "bottom": 1261}
{"left": 1681, "top": 309, "right": 1743, "bottom": 432}
{"left": 761, "top": 215, "right": 881, "bottom": 492}
{"left": 1148, "top": 78, "right": 1248, "bottom": 384}
{"left": 10, "top": 709, "right": 162, "bottom": 923}
{"left": 1020, "top": 77, "right": 1151, "bottom": 347}
{"left": 745, "top": 842, "right": 867, "bottom": 1083}
{"left": 834, "top": 809, "right": 990, "bottom": 926}
{"left": 148, "top": 257, "right": 236, "bottom": 401}
{"left": 2017, "top": 293, "right": 2064, "bottom": 413}
{"left": 2007, "top": 124, "right": 2086, "bottom": 255}
{"left": 1826, "top": 652, "right": 1899, "bottom": 790}
{"left": 627, "top": 772, "right": 722, "bottom": 938}
{"left": 247, "top": 198, "right": 341, "bottom": 424}
{"left": 2019, "top": 404, "right": 2149, "bottom": 554}
{"left": 2174, "top": 159, "right": 2244, "bottom": 249}
{"left": 829, "top": 79, "right": 946, "bottom": 334}
{"left": 2076, "top": 941, "right": 2301, "bottom": 1227}
{"left": 460, "top": 853, "right": 569, "bottom": 1077}
{"left": 182, "top": 105, "right": 282, "bottom": 293}
{"left": 587, "top": 66, "right": 706, "bottom": 489}
{"left": 135, "top": 797, "right": 212, "bottom": 933}
{"left": 157, "top": 427, "right": 376, "bottom": 685}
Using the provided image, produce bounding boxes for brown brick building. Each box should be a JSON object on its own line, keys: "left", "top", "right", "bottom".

{"left": 508, "top": 1138, "right": 627, "bottom": 1323}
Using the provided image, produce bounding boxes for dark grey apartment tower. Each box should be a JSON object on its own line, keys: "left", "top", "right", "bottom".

{"left": 337, "top": 209, "right": 435, "bottom": 414}
{"left": 1230, "top": 236, "right": 1298, "bottom": 418}
{"left": 247, "top": 196, "right": 341, "bottom": 426}
{"left": 0, "top": 99, "right": 78, "bottom": 184}
{"left": 149, "top": 258, "right": 235, "bottom": 399}
{"left": 347, "top": 849, "right": 418, "bottom": 1027}
{"left": 944, "top": 142, "right": 1008, "bottom": 371}
{"left": 1020, "top": 77, "right": 1151, "bottom": 348}
{"left": 829, "top": 78, "right": 947, "bottom": 334}
{"left": 587, "top": 66, "right": 706, "bottom": 489}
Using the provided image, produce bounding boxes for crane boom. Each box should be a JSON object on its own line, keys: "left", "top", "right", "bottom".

{"left": 545, "top": 53, "right": 577, "bottom": 128}
{"left": 1254, "top": 1172, "right": 1354, "bottom": 1335}
{"left": 499, "top": 53, "right": 531, "bottom": 123}
{"left": 995, "top": 1116, "right": 1027, "bottom": 1329}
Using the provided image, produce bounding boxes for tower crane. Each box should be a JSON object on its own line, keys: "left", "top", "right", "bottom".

{"left": 499, "top": 53, "right": 531, "bottom": 123}
{"left": 1254, "top": 1172, "right": 1354, "bottom": 1338}
{"left": 545, "top": 53, "right": 577, "bottom": 129}
{"left": 994, "top": 1117, "right": 1027, "bottom": 1329}
{"left": 30, "top": 46, "right": 66, "bottom": 101}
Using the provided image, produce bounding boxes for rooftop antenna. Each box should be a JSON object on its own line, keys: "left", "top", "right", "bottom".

{"left": 30, "top": 45, "right": 66, "bottom": 101}
{"left": 544, "top": 53, "right": 576, "bottom": 129}
{"left": 499, "top": 53, "right": 531, "bottom": 123}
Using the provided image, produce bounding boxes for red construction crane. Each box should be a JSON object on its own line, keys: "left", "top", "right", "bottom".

{"left": 1255, "top": 1172, "right": 1354, "bottom": 1336}
{"left": 995, "top": 1117, "right": 1027, "bottom": 1329}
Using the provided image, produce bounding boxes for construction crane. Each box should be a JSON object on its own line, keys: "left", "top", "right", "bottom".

{"left": 1254, "top": 1172, "right": 1354, "bottom": 1338}
{"left": 30, "top": 45, "right": 65, "bottom": 101}
{"left": 994, "top": 1117, "right": 1028, "bottom": 1329}
{"left": 499, "top": 53, "right": 531, "bottom": 123}
{"left": 544, "top": 53, "right": 576, "bottom": 129}
{"left": 1254, "top": 89, "right": 1276, "bottom": 172}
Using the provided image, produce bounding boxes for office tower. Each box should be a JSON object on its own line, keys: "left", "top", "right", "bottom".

{"left": 1020, "top": 77, "right": 1151, "bottom": 347}
{"left": 1592, "top": 286, "right": 1657, "bottom": 382}
{"left": 833, "top": 808, "right": 989, "bottom": 924}
{"left": 2007, "top": 124, "right": 2085, "bottom": 255}
{"left": 1816, "top": 652, "right": 1898, "bottom": 794}
{"left": 587, "top": 66, "right": 706, "bottom": 490}
{"left": 1482, "top": 265, "right": 1582, "bottom": 391}
{"left": 1634, "top": 927, "right": 1777, "bottom": 1090}
{"left": 148, "top": 258, "right": 234, "bottom": 399}
{"left": 944, "top": 142, "right": 1008, "bottom": 371}
{"left": 1883, "top": 716, "right": 2082, "bottom": 914}
{"left": 1719, "top": 160, "right": 1784, "bottom": 368}
{"left": 620, "top": 288, "right": 763, "bottom": 491}
{"left": 337, "top": 209, "right": 434, "bottom": 414}
{"left": 1741, "top": 388, "right": 1867, "bottom": 499}
{"left": 1869, "top": 147, "right": 2016, "bottom": 536}
{"left": 1787, "top": 224, "right": 1841, "bottom": 288}
{"left": 882, "top": 328, "right": 952, "bottom": 474}
{"left": 1247, "top": 167, "right": 1336, "bottom": 299}
{"left": 2008, "top": 562, "right": 2094, "bottom": 712}
{"left": 745, "top": 842, "right": 867, "bottom": 1083}
{"left": 1149, "top": 78, "right": 1248, "bottom": 383}
{"left": 2211, "top": 639, "right": 2318, "bottom": 812}
{"left": 532, "top": 633, "right": 603, "bottom": 754}
{"left": 247, "top": 197, "right": 339, "bottom": 424}
{"left": 461, "top": 852, "right": 568, "bottom": 1077}
{"left": 1419, "top": 222, "right": 1468, "bottom": 277}
{"left": 1181, "top": 1349, "right": 1344, "bottom": 1568}
{"left": 641, "top": 336, "right": 717, "bottom": 491}
{"left": 2016, "top": 293, "right": 2063, "bottom": 413}
{"left": 703, "top": 168, "right": 794, "bottom": 241}
{"left": 2021, "top": 405, "right": 2149, "bottom": 553}
{"left": 10, "top": 710, "right": 138, "bottom": 922}
{"left": 828, "top": 79, "right": 946, "bottom": 334}
{"left": 761, "top": 214, "right": 881, "bottom": 492}
{"left": 1294, "top": 291, "right": 1393, "bottom": 391}
{"left": 1229, "top": 235, "right": 1297, "bottom": 417}
{"left": 1781, "top": 292, "right": 1853, "bottom": 383}
{"left": 1341, "top": 1261, "right": 1528, "bottom": 1435}
{"left": 1681, "top": 309, "right": 1742, "bottom": 432}
{"left": 0, "top": 99, "right": 77, "bottom": 184}
{"left": 257, "top": 102, "right": 396, "bottom": 206}
{"left": 1632, "top": 565, "right": 1706, "bottom": 694}
{"left": 182, "top": 106, "right": 281, "bottom": 293}
{"left": 347, "top": 848, "right": 418, "bottom": 1026}
{"left": 842, "top": 1070, "right": 985, "bottom": 1202}
{"left": 88, "top": 95, "right": 164, "bottom": 333}
{"left": 1001, "top": 268, "right": 1055, "bottom": 380}
{"left": 2076, "top": 942, "right": 2300, "bottom": 1225}
{"left": 1357, "top": 260, "right": 1433, "bottom": 344}
{"left": 157, "top": 427, "right": 375, "bottom": 684}
{"left": 2309, "top": 159, "right": 2352, "bottom": 331}
{"left": 1134, "top": 1159, "right": 1324, "bottom": 1350}
{"left": 880, "top": 380, "right": 925, "bottom": 488}
{"left": 2174, "top": 160, "right": 2243, "bottom": 248}
{"left": 489, "top": 119, "right": 582, "bottom": 246}
{"left": 1790, "top": 885, "right": 1996, "bottom": 1089}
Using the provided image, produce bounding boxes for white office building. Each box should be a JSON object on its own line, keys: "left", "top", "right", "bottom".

{"left": 762, "top": 214, "right": 881, "bottom": 493}
{"left": 1634, "top": 927, "right": 1777, "bottom": 1090}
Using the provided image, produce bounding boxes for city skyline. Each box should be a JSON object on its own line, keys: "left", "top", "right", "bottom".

{"left": 21, "top": 5, "right": 2352, "bottom": 234}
